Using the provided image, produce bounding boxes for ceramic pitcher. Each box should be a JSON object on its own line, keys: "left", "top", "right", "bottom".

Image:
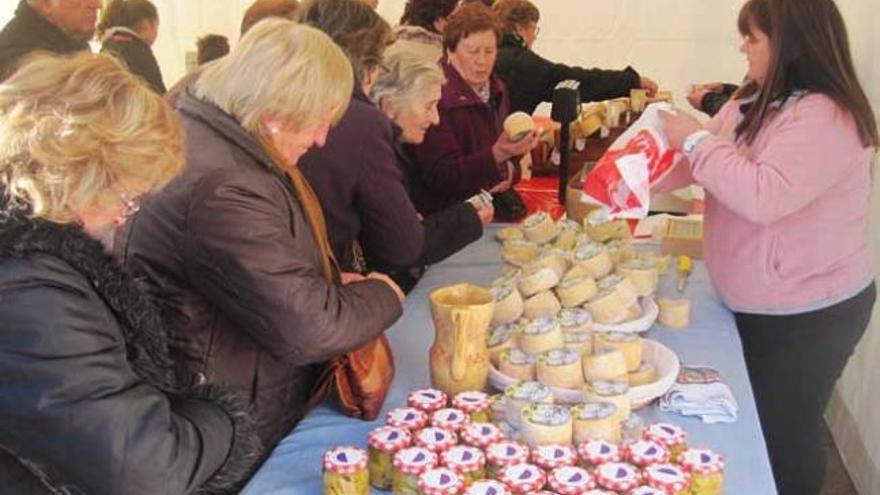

{"left": 428, "top": 283, "right": 495, "bottom": 395}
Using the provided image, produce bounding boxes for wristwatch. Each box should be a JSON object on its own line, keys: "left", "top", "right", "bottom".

{"left": 682, "top": 129, "right": 711, "bottom": 157}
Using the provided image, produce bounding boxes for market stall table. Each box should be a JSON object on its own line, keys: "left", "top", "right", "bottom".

{"left": 243, "top": 226, "right": 778, "bottom": 494}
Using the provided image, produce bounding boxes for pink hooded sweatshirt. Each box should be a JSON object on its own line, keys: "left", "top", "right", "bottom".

{"left": 661, "top": 92, "right": 874, "bottom": 314}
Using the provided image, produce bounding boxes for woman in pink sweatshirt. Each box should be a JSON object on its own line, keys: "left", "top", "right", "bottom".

{"left": 661, "top": 0, "right": 877, "bottom": 493}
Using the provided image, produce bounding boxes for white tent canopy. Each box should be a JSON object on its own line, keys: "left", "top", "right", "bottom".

{"left": 1, "top": 0, "right": 878, "bottom": 492}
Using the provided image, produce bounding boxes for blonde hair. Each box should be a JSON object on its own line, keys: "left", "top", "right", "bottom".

{"left": 371, "top": 51, "right": 444, "bottom": 112}
{"left": 0, "top": 52, "right": 183, "bottom": 223}
{"left": 194, "top": 19, "right": 353, "bottom": 134}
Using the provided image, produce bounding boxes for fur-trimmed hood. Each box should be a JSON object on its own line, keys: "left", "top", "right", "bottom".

{"left": 0, "top": 205, "right": 261, "bottom": 494}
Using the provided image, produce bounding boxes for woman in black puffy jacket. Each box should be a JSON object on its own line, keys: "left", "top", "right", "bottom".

{"left": 0, "top": 52, "right": 258, "bottom": 494}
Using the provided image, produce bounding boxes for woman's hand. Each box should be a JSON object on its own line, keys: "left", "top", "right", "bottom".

{"left": 640, "top": 77, "right": 659, "bottom": 97}
{"left": 659, "top": 108, "right": 704, "bottom": 150}
{"left": 492, "top": 130, "right": 538, "bottom": 163}
{"left": 686, "top": 82, "right": 723, "bottom": 111}
{"left": 476, "top": 202, "right": 494, "bottom": 225}
{"left": 367, "top": 272, "right": 405, "bottom": 303}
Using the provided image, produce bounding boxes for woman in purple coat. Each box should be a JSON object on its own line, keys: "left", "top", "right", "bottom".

{"left": 407, "top": 3, "right": 537, "bottom": 218}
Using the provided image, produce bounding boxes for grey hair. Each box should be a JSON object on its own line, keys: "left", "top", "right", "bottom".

{"left": 370, "top": 51, "right": 445, "bottom": 112}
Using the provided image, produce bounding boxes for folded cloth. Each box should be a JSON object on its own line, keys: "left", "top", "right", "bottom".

{"left": 659, "top": 365, "right": 739, "bottom": 424}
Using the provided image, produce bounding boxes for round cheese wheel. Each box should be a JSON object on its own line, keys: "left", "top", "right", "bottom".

{"left": 487, "top": 321, "right": 518, "bottom": 366}
{"left": 658, "top": 298, "right": 691, "bottom": 328}
{"left": 499, "top": 348, "right": 536, "bottom": 381}
{"left": 504, "top": 380, "right": 554, "bottom": 428}
{"left": 571, "top": 401, "right": 622, "bottom": 444}
{"left": 491, "top": 284, "right": 524, "bottom": 325}
{"left": 584, "top": 380, "right": 631, "bottom": 421}
{"left": 571, "top": 243, "right": 613, "bottom": 279}
{"left": 504, "top": 111, "right": 536, "bottom": 141}
{"left": 582, "top": 348, "right": 629, "bottom": 382}
{"left": 502, "top": 240, "right": 541, "bottom": 267}
{"left": 529, "top": 251, "right": 570, "bottom": 279}
{"left": 519, "top": 265, "right": 561, "bottom": 297}
{"left": 558, "top": 307, "right": 592, "bottom": 333}
{"left": 617, "top": 259, "right": 659, "bottom": 297}
{"left": 523, "top": 291, "right": 563, "bottom": 320}
{"left": 522, "top": 211, "right": 558, "bottom": 244}
{"left": 536, "top": 348, "right": 584, "bottom": 389}
{"left": 519, "top": 317, "right": 564, "bottom": 355}
{"left": 520, "top": 403, "right": 574, "bottom": 447}
{"left": 594, "top": 332, "right": 643, "bottom": 372}
{"left": 583, "top": 210, "right": 631, "bottom": 242}
{"left": 556, "top": 276, "right": 598, "bottom": 308}
{"left": 553, "top": 228, "right": 580, "bottom": 252}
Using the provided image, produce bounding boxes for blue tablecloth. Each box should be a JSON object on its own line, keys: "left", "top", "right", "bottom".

{"left": 243, "top": 228, "right": 778, "bottom": 494}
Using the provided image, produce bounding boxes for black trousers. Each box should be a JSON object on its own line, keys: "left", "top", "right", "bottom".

{"left": 735, "top": 283, "right": 875, "bottom": 495}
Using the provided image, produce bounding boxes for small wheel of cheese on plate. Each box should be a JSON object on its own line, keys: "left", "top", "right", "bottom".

{"left": 522, "top": 290, "right": 562, "bottom": 319}
{"left": 487, "top": 321, "right": 518, "bottom": 366}
{"left": 571, "top": 401, "right": 622, "bottom": 444}
{"left": 582, "top": 347, "right": 628, "bottom": 382}
{"left": 518, "top": 265, "right": 561, "bottom": 297}
{"left": 617, "top": 258, "right": 659, "bottom": 297}
{"left": 522, "top": 211, "right": 558, "bottom": 244}
{"left": 570, "top": 242, "right": 613, "bottom": 279}
{"left": 502, "top": 240, "right": 541, "bottom": 267}
{"left": 498, "top": 348, "right": 536, "bottom": 381}
{"left": 503, "top": 380, "right": 554, "bottom": 428}
{"left": 584, "top": 379, "right": 631, "bottom": 422}
{"left": 555, "top": 275, "right": 598, "bottom": 307}
{"left": 520, "top": 403, "right": 574, "bottom": 447}
{"left": 536, "top": 347, "right": 584, "bottom": 389}
{"left": 594, "top": 332, "right": 643, "bottom": 372}
{"left": 491, "top": 284, "right": 524, "bottom": 325}
{"left": 518, "top": 317, "right": 564, "bottom": 355}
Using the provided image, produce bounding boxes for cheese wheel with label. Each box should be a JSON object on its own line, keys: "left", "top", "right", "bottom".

{"left": 491, "top": 284, "right": 524, "bottom": 325}
{"left": 518, "top": 265, "right": 561, "bottom": 297}
{"left": 584, "top": 380, "right": 631, "bottom": 421}
{"left": 586, "top": 274, "right": 639, "bottom": 324}
{"left": 523, "top": 290, "right": 562, "bottom": 320}
{"left": 617, "top": 259, "right": 659, "bottom": 297}
{"left": 537, "top": 348, "right": 584, "bottom": 389}
{"left": 582, "top": 348, "right": 628, "bottom": 382}
{"left": 594, "top": 332, "right": 643, "bottom": 372}
{"left": 570, "top": 242, "right": 613, "bottom": 279}
{"left": 520, "top": 403, "right": 574, "bottom": 447}
{"left": 572, "top": 402, "right": 622, "bottom": 444}
{"left": 519, "top": 317, "right": 564, "bottom": 355}
{"left": 658, "top": 298, "right": 691, "bottom": 328}
{"left": 556, "top": 275, "right": 598, "bottom": 308}
{"left": 583, "top": 209, "right": 631, "bottom": 242}
{"left": 522, "top": 211, "right": 557, "bottom": 244}
{"left": 499, "top": 348, "right": 536, "bottom": 381}
{"left": 504, "top": 380, "right": 554, "bottom": 428}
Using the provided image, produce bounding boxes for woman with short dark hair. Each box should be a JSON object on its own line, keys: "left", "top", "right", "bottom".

{"left": 661, "top": 1, "right": 877, "bottom": 492}
{"left": 386, "top": 0, "right": 458, "bottom": 62}
{"left": 98, "top": 0, "right": 166, "bottom": 93}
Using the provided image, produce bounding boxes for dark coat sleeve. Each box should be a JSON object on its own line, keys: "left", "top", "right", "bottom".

{"left": 420, "top": 202, "right": 483, "bottom": 266}
{"left": 0, "top": 257, "right": 240, "bottom": 494}
{"left": 700, "top": 83, "right": 739, "bottom": 117}
{"left": 355, "top": 117, "right": 424, "bottom": 269}
{"left": 182, "top": 169, "right": 403, "bottom": 366}
{"left": 102, "top": 38, "right": 166, "bottom": 94}
{"left": 409, "top": 109, "right": 504, "bottom": 201}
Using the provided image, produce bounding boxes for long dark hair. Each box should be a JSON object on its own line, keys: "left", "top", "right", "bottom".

{"left": 97, "top": 0, "right": 158, "bottom": 38}
{"left": 735, "top": 0, "right": 877, "bottom": 148}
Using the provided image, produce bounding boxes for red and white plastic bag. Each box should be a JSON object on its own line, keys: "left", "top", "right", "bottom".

{"left": 581, "top": 103, "right": 683, "bottom": 219}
